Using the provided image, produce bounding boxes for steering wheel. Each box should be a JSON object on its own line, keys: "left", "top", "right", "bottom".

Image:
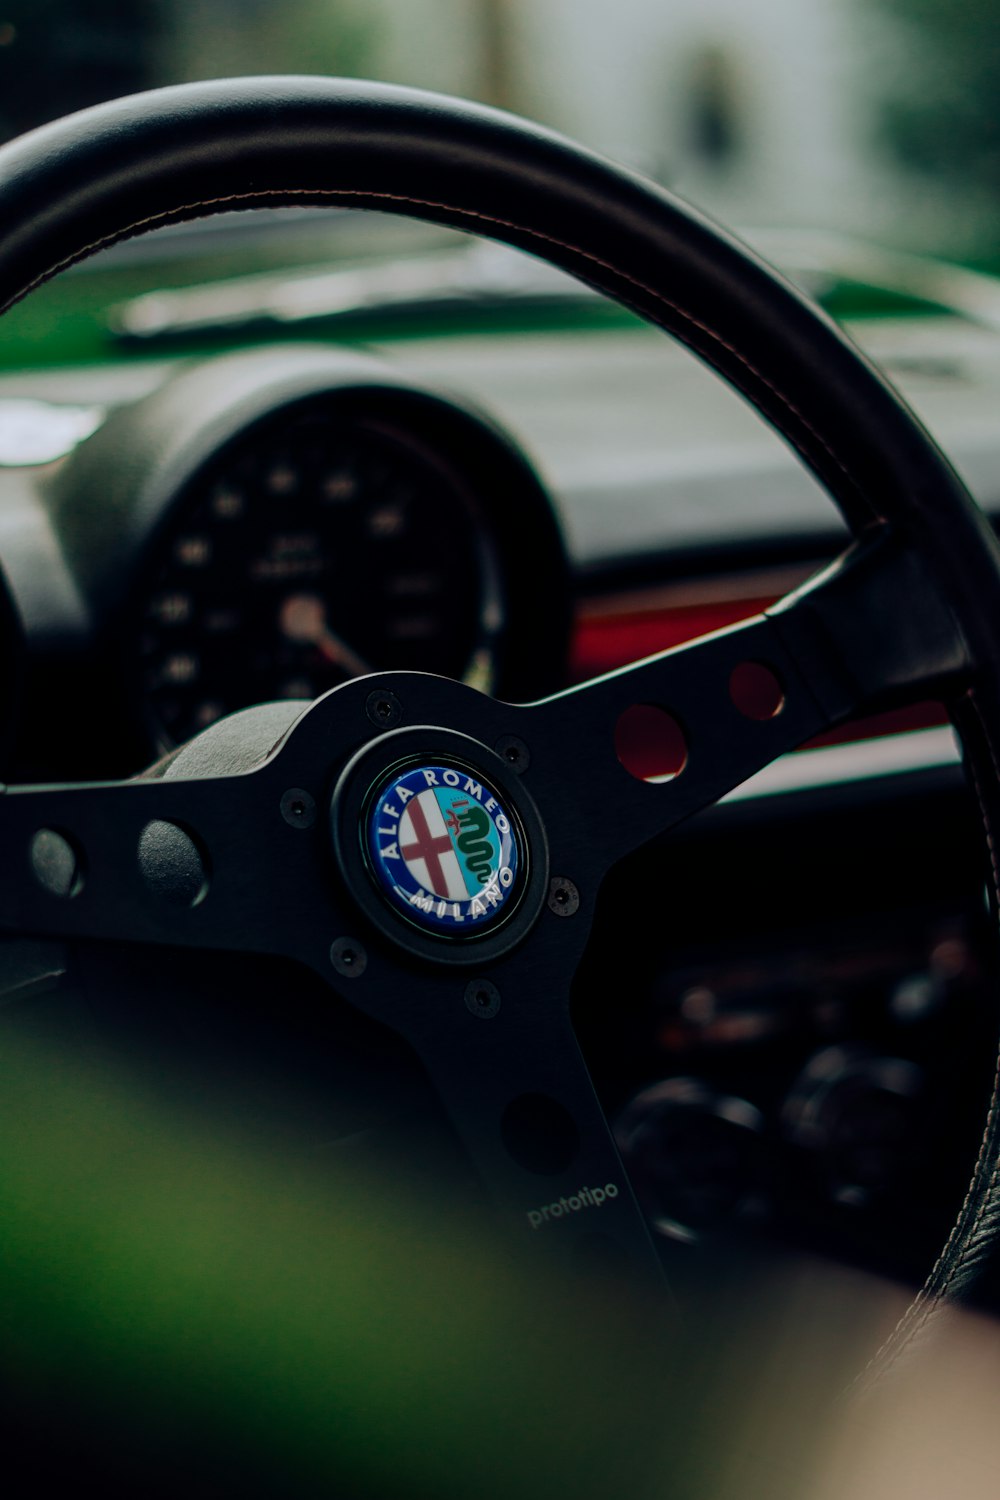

{"left": 2, "top": 77, "right": 1000, "bottom": 1373}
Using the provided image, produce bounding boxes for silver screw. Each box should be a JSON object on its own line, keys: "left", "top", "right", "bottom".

{"left": 547, "top": 877, "right": 580, "bottom": 917}
{"left": 366, "top": 690, "right": 402, "bottom": 730}
{"left": 280, "top": 788, "right": 316, "bottom": 828}
{"left": 494, "top": 734, "right": 530, "bottom": 773}
{"left": 330, "top": 937, "right": 368, "bottom": 979}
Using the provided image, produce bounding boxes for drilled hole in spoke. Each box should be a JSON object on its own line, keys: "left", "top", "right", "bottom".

{"left": 614, "top": 703, "right": 688, "bottom": 783}
{"left": 729, "top": 661, "right": 785, "bottom": 720}
{"left": 30, "top": 829, "right": 84, "bottom": 899}
{"left": 138, "top": 820, "right": 209, "bottom": 908}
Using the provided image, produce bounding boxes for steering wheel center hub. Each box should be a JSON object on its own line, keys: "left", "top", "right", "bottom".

{"left": 363, "top": 759, "right": 522, "bottom": 937}
{"left": 330, "top": 720, "right": 550, "bottom": 967}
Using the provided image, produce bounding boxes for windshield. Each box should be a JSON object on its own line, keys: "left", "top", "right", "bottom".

{"left": 1, "top": 1, "right": 997, "bottom": 263}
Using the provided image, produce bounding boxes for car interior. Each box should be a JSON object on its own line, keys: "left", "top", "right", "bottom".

{"left": 3, "top": 55, "right": 1000, "bottom": 1500}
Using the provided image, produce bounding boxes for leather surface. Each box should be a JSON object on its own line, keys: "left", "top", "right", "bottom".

{"left": 2, "top": 75, "right": 1000, "bottom": 1374}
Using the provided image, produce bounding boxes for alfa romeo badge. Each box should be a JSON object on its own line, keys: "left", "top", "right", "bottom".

{"left": 364, "top": 761, "right": 522, "bottom": 936}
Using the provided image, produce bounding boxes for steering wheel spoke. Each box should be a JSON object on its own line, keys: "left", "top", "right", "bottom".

{"left": 766, "top": 530, "right": 970, "bottom": 720}
{"left": 525, "top": 533, "right": 970, "bottom": 871}
{"left": 0, "top": 769, "right": 345, "bottom": 969}
{"left": 353, "top": 949, "right": 667, "bottom": 1291}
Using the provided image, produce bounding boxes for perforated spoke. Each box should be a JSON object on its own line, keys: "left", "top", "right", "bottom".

{"left": 522, "top": 534, "right": 969, "bottom": 872}
{"left": 0, "top": 768, "right": 345, "bottom": 975}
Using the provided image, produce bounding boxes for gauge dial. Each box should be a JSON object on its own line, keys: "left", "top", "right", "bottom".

{"left": 137, "top": 410, "right": 502, "bottom": 747}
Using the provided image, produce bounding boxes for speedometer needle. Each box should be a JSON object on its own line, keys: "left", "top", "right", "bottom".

{"left": 278, "top": 593, "right": 372, "bottom": 677}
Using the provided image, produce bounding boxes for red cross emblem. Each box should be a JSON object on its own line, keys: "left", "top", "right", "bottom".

{"left": 400, "top": 795, "right": 455, "bottom": 896}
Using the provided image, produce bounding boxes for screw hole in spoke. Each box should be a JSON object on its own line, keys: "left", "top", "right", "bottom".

{"left": 280, "top": 787, "right": 316, "bottom": 829}
{"left": 330, "top": 937, "right": 368, "bottom": 979}
{"left": 494, "top": 734, "right": 530, "bottom": 773}
{"left": 30, "top": 829, "right": 84, "bottom": 899}
{"left": 137, "top": 820, "right": 209, "bottom": 908}
{"left": 465, "top": 978, "right": 501, "bottom": 1018}
{"left": 614, "top": 703, "right": 688, "bottom": 783}
{"left": 729, "top": 661, "right": 785, "bottom": 720}
{"left": 365, "top": 689, "right": 402, "bottom": 729}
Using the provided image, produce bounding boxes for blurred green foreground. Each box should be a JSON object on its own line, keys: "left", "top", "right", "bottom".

{"left": 0, "top": 1028, "right": 995, "bottom": 1499}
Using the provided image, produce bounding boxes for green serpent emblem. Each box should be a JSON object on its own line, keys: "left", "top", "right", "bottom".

{"left": 454, "top": 804, "right": 495, "bottom": 885}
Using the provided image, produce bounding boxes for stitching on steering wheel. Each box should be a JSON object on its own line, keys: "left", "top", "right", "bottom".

{"left": 0, "top": 185, "right": 875, "bottom": 518}
{"left": 927, "top": 705, "right": 1000, "bottom": 1289}
{"left": 857, "top": 692, "right": 1000, "bottom": 1385}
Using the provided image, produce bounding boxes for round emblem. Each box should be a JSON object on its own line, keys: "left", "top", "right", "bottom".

{"left": 364, "top": 761, "right": 522, "bottom": 937}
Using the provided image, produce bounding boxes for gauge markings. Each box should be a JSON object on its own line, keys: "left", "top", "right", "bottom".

{"left": 150, "top": 591, "right": 193, "bottom": 625}
{"left": 174, "top": 535, "right": 211, "bottom": 567}
{"left": 161, "top": 651, "right": 199, "bottom": 685}
{"left": 367, "top": 501, "right": 408, "bottom": 539}
{"left": 264, "top": 459, "right": 298, "bottom": 496}
{"left": 320, "top": 466, "right": 359, "bottom": 504}
{"left": 210, "top": 484, "right": 245, "bottom": 520}
{"left": 136, "top": 411, "right": 497, "bottom": 747}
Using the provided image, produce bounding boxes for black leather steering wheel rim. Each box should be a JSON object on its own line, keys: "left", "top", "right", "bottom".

{"left": 3, "top": 75, "right": 1000, "bottom": 1381}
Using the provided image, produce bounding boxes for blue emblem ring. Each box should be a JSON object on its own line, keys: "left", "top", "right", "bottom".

{"left": 363, "top": 761, "right": 522, "bottom": 937}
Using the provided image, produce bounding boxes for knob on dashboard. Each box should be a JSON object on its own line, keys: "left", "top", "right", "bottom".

{"left": 781, "top": 1045, "right": 923, "bottom": 1208}
{"left": 614, "top": 1077, "right": 769, "bottom": 1243}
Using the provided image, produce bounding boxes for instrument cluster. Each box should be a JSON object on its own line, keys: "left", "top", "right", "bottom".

{"left": 135, "top": 404, "right": 501, "bottom": 749}
{"left": 8, "top": 345, "right": 570, "bottom": 772}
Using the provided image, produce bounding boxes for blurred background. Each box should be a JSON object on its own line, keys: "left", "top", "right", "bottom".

{"left": 0, "top": 0, "right": 998, "bottom": 265}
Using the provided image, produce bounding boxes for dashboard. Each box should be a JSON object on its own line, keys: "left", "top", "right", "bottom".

{"left": 0, "top": 340, "right": 569, "bottom": 777}
{"left": 3, "top": 279, "right": 1000, "bottom": 1304}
